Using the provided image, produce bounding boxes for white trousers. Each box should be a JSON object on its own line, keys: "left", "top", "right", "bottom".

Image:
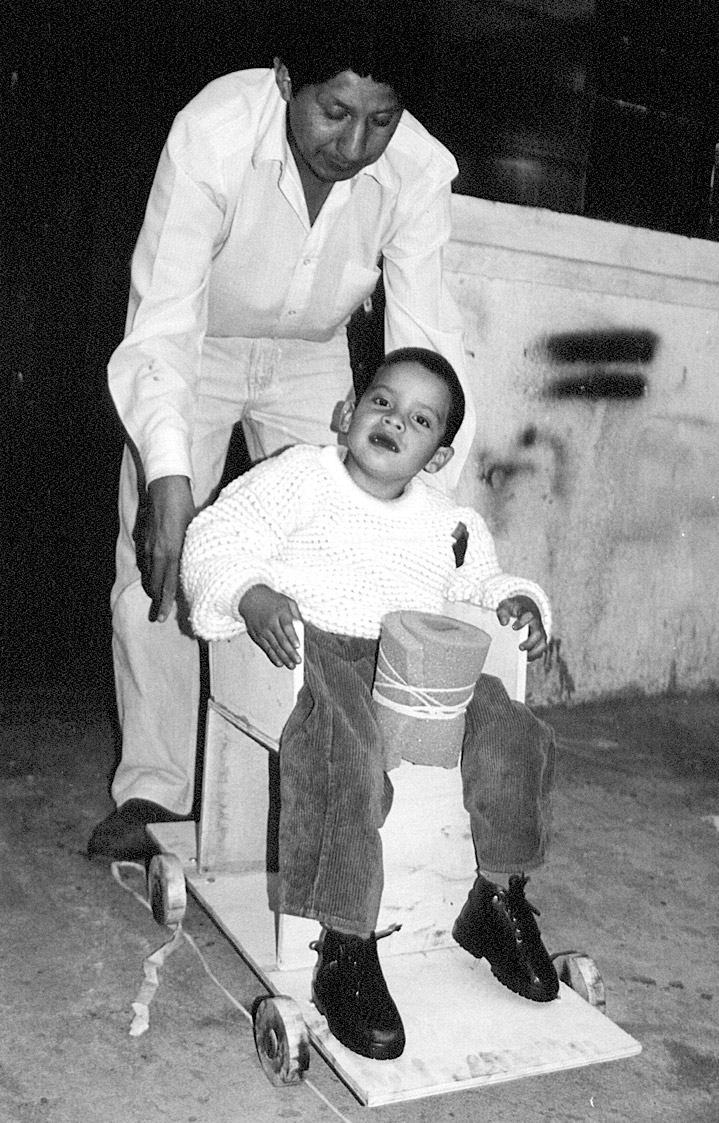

{"left": 110, "top": 335, "right": 353, "bottom": 813}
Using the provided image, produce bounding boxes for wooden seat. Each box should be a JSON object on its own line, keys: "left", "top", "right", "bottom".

{"left": 197, "top": 604, "right": 526, "bottom": 969}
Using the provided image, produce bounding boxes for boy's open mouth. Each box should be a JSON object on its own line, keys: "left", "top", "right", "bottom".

{"left": 369, "top": 431, "right": 399, "bottom": 453}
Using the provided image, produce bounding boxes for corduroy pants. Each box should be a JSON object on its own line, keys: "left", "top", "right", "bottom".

{"left": 278, "top": 624, "right": 555, "bottom": 937}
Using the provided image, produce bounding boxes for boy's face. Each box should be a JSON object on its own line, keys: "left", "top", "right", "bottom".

{"left": 339, "top": 361, "right": 454, "bottom": 500}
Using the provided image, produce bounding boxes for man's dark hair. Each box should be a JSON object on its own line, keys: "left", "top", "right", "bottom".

{"left": 273, "top": 0, "right": 431, "bottom": 107}
{"left": 373, "top": 347, "right": 465, "bottom": 446}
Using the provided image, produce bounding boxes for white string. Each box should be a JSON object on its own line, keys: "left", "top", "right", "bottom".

{"left": 110, "top": 861, "right": 353, "bottom": 1123}
{"left": 372, "top": 647, "right": 476, "bottom": 720}
{"left": 180, "top": 928, "right": 352, "bottom": 1123}
{"left": 111, "top": 861, "right": 181, "bottom": 1036}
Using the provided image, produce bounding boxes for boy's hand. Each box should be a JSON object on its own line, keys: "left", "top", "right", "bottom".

{"left": 239, "top": 584, "right": 303, "bottom": 668}
{"left": 497, "top": 596, "right": 548, "bottom": 662}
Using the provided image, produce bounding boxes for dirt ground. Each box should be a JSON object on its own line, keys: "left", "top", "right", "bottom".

{"left": 1, "top": 651, "right": 717, "bottom": 1123}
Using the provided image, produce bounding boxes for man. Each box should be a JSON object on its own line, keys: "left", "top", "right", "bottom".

{"left": 89, "top": 1, "right": 475, "bottom": 862}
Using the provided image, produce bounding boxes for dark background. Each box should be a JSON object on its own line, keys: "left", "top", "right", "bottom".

{"left": 4, "top": 0, "right": 719, "bottom": 695}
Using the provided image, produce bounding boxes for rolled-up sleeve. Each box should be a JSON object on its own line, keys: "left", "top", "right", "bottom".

{"left": 108, "top": 122, "right": 226, "bottom": 485}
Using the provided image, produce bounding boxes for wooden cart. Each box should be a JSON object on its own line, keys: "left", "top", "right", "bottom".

{"left": 147, "top": 606, "right": 641, "bottom": 1107}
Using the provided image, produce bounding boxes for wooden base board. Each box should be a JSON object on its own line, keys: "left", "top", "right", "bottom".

{"left": 148, "top": 822, "right": 641, "bottom": 1107}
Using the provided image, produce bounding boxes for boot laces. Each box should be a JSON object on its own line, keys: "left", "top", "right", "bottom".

{"left": 375, "top": 922, "right": 403, "bottom": 941}
{"left": 507, "top": 875, "right": 541, "bottom": 917}
{"left": 309, "top": 922, "right": 402, "bottom": 955}
{"left": 492, "top": 875, "right": 541, "bottom": 944}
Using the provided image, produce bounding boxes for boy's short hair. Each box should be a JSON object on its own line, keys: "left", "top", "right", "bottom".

{"left": 273, "top": 0, "right": 429, "bottom": 106}
{"left": 375, "top": 347, "right": 465, "bottom": 446}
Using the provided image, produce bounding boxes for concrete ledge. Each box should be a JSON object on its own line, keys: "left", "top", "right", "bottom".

{"left": 446, "top": 194, "right": 719, "bottom": 702}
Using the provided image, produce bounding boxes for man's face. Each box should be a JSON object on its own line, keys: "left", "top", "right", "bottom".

{"left": 340, "top": 361, "right": 454, "bottom": 500}
{"left": 274, "top": 61, "right": 403, "bottom": 183}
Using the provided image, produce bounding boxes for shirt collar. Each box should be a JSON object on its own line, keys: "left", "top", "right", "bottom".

{"left": 251, "top": 87, "right": 289, "bottom": 169}
{"left": 361, "top": 146, "right": 400, "bottom": 193}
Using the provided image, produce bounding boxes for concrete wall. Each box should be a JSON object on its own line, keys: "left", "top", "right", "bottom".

{"left": 448, "top": 195, "right": 719, "bottom": 705}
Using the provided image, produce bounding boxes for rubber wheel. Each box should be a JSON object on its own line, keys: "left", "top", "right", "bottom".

{"left": 552, "top": 951, "right": 606, "bottom": 1013}
{"left": 253, "top": 996, "right": 310, "bottom": 1086}
{"left": 147, "top": 853, "right": 187, "bottom": 928}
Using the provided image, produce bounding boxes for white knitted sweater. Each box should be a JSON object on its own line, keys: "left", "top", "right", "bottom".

{"left": 182, "top": 445, "right": 552, "bottom": 641}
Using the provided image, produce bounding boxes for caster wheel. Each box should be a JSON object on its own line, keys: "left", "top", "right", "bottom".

{"left": 147, "top": 853, "right": 187, "bottom": 927}
{"left": 253, "top": 996, "right": 310, "bottom": 1086}
{"left": 552, "top": 951, "right": 606, "bottom": 1013}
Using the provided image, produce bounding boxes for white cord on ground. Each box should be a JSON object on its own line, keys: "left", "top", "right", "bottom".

{"left": 110, "top": 861, "right": 353, "bottom": 1123}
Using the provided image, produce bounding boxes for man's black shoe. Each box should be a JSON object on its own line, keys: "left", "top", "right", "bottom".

{"left": 453, "top": 874, "right": 559, "bottom": 1002}
{"left": 87, "top": 799, "right": 190, "bottom": 863}
{"left": 312, "top": 928, "right": 405, "bottom": 1060}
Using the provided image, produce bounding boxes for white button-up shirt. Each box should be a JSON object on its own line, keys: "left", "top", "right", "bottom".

{"left": 109, "top": 68, "right": 475, "bottom": 487}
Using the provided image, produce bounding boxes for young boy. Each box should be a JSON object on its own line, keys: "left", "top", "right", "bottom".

{"left": 181, "top": 347, "right": 559, "bottom": 1062}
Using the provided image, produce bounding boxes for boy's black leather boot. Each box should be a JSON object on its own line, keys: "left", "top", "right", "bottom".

{"left": 312, "top": 928, "right": 406, "bottom": 1060}
{"left": 453, "top": 874, "right": 560, "bottom": 1002}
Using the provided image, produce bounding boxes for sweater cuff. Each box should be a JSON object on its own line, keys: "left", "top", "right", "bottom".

{"left": 188, "top": 570, "right": 279, "bottom": 642}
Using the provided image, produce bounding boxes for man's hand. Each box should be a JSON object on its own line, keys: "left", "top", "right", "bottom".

{"left": 496, "top": 595, "right": 548, "bottom": 662}
{"left": 144, "top": 475, "right": 196, "bottom": 623}
{"left": 239, "top": 585, "right": 303, "bottom": 668}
